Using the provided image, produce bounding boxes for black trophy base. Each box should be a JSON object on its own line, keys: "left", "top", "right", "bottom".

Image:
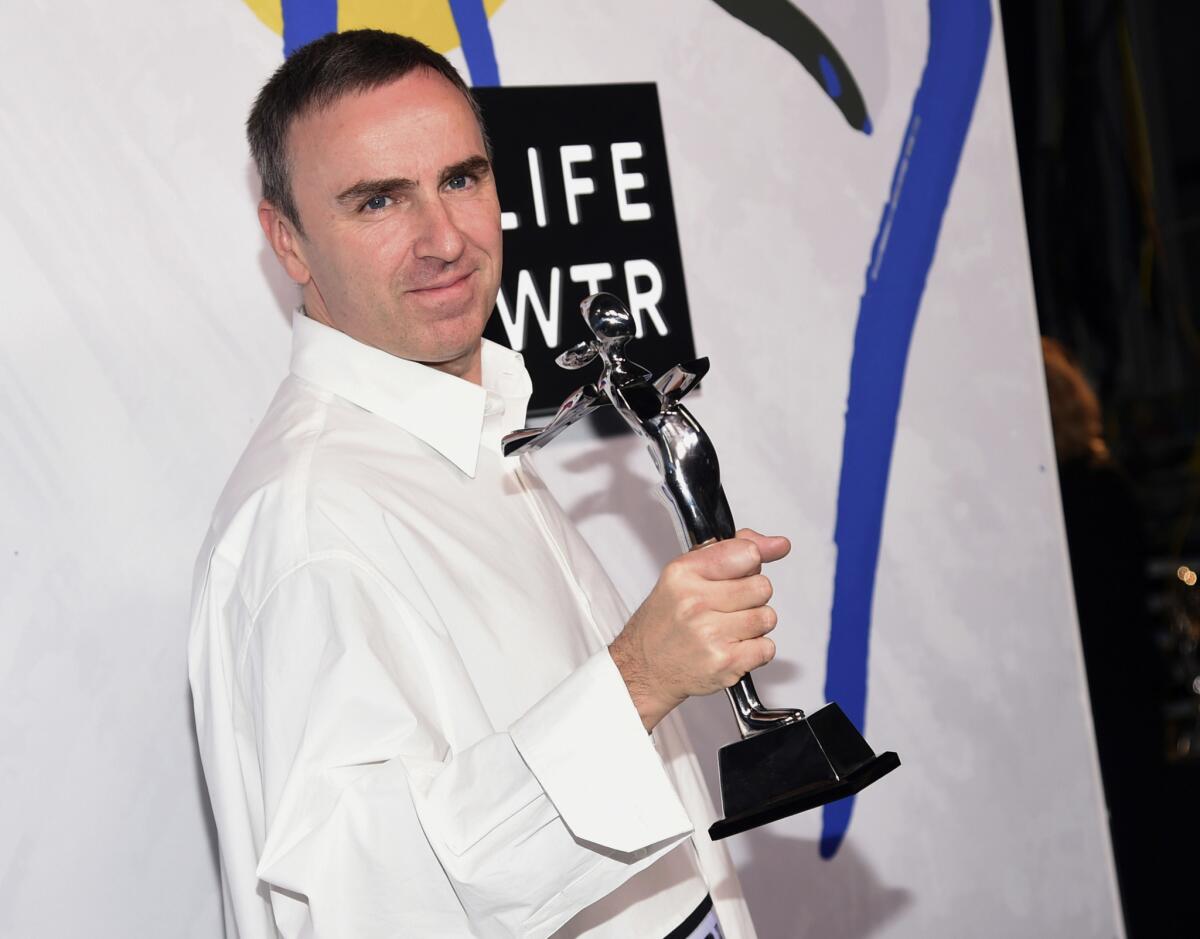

{"left": 708, "top": 702, "right": 900, "bottom": 841}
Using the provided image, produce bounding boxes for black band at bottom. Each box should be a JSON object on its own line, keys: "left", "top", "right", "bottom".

{"left": 663, "top": 893, "right": 717, "bottom": 939}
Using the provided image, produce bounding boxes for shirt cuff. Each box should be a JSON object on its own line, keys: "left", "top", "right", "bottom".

{"left": 509, "top": 647, "right": 694, "bottom": 854}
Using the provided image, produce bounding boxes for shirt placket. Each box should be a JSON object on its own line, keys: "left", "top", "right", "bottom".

{"left": 510, "top": 460, "right": 611, "bottom": 654}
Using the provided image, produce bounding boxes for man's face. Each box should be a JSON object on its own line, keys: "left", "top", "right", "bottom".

{"left": 267, "top": 69, "right": 502, "bottom": 381}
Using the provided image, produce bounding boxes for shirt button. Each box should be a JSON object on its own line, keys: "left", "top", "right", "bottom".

{"left": 484, "top": 393, "right": 506, "bottom": 417}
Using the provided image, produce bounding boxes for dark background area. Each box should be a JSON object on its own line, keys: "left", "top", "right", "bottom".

{"left": 474, "top": 83, "right": 697, "bottom": 414}
{"left": 999, "top": 2, "right": 1199, "bottom": 935}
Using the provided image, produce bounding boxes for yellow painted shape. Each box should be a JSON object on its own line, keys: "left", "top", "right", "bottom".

{"left": 243, "top": 0, "right": 283, "bottom": 34}
{"left": 339, "top": 0, "right": 507, "bottom": 53}
{"left": 240, "top": 0, "right": 507, "bottom": 52}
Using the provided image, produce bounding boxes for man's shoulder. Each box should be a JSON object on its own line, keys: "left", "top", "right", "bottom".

{"left": 194, "top": 376, "right": 408, "bottom": 610}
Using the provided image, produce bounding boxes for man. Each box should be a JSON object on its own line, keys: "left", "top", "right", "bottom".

{"left": 190, "top": 29, "right": 788, "bottom": 938}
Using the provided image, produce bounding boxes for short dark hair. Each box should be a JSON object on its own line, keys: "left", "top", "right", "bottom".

{"left": 247, "top": 29, "right": 489, "bottom": 234}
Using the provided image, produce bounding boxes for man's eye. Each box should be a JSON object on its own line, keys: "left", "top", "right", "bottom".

{"left": 363, "top": 194, "right": 392, "bottom": 211}
{"left": 446, "top": 175, "right": 473, "bottom": 191}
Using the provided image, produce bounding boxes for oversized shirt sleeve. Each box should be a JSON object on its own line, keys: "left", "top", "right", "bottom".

{"left": 239, "top": 553, "right": 694, "bottom": 938}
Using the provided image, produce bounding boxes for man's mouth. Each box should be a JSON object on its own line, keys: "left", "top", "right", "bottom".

{"left": 409, "top": 270, "right": 474, "bottom": 295}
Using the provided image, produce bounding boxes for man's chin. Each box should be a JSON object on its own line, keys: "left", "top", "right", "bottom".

{"left": 414, "top": 345, "right": 482, "bottom": 380}
{"left": 406, "top": 320, "right": 487, "bottom": 377}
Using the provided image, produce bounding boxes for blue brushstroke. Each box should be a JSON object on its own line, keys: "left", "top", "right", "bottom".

{"left": 281, "top": 0, "right": 337, "bottom": 56}
{"left": 820, "top": 0, "right": 992, "bottom": 859}
{"left": 818, "top": 54, "right": 842, "bottom": 99}
{"left": 449, "top": 0, "right": 501, "bottom": 86}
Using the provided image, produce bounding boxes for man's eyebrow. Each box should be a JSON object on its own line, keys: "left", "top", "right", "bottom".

{"left": 334, "top": 177, "right": 416, "bottom": 205}
{"left": 439, "top": 155, "right": 492, "bottom": 187}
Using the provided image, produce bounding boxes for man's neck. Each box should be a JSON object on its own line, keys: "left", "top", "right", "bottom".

{"left": 420, "top": 348, "right": 483, "bottom": 386}
{"left": 300, "top": 305, "right": 484, "bottom": 387}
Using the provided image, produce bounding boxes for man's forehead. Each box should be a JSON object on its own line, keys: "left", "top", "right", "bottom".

{"left": 289, "top": 69, "right": 480, "bottom": 152}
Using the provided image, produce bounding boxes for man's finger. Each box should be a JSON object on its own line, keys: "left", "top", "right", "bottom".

{"left": 729, "top": 636, "right": 776, "bottom": 678}
{"left": 725, "top": 605, "right": 778, "bottom": 640}
{"left": 734, "top": 528, "right": 791, "bottom": 564}
{"left": 709, "top": 573, "right": 773, "bottom": 613}
{"left": 690, "top": 538, "right": 762, "bottom": 580}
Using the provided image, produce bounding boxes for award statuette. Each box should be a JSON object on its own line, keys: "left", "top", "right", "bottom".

{"left": 503, "top": 293, "right": 899, "bottom": 840}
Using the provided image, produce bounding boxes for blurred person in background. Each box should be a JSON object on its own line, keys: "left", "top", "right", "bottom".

{"left": 1042, "top": 337, "right": 1160, "bottom": 926}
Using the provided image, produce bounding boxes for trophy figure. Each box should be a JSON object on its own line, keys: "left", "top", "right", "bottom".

{"left": 503, "top": 293, "right": 899, "bottom": 839}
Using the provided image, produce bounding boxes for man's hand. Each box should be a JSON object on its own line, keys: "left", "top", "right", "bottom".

{"left": 609, "top": 529, "right": 791, "bottom": 731}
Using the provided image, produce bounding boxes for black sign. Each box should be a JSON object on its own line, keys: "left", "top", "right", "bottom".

{"left": 475, "top": 84, "right": 696, "bottom": 416}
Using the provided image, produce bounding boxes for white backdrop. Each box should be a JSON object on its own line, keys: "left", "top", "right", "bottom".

{"left": 0, "top": 1, "right": 1122, "bottom": 936}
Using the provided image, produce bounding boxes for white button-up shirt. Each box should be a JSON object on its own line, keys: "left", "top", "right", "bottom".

{"left": 189, "top": 312, "right": 756, "bottom": 939}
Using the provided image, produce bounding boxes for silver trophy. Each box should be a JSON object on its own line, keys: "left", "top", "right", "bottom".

{"left": 504, "top": 293, "right": 899, "bottom": 839}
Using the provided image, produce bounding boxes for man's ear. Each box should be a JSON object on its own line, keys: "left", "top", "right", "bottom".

{"left": 258, "top": 200, "right": 312, "bottom": 286}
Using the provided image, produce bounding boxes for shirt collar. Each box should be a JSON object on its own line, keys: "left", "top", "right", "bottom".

{"left": 289, "top": 310, "right": 532, "bottom": 478}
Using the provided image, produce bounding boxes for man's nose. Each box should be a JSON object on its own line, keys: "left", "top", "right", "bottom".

{"left": 413, "top": 194, "right": 467, "bottom": 263}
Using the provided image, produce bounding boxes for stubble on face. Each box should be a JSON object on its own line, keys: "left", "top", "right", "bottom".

{"left": 282, "top": 69, "right": 502, "bottom": 384}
